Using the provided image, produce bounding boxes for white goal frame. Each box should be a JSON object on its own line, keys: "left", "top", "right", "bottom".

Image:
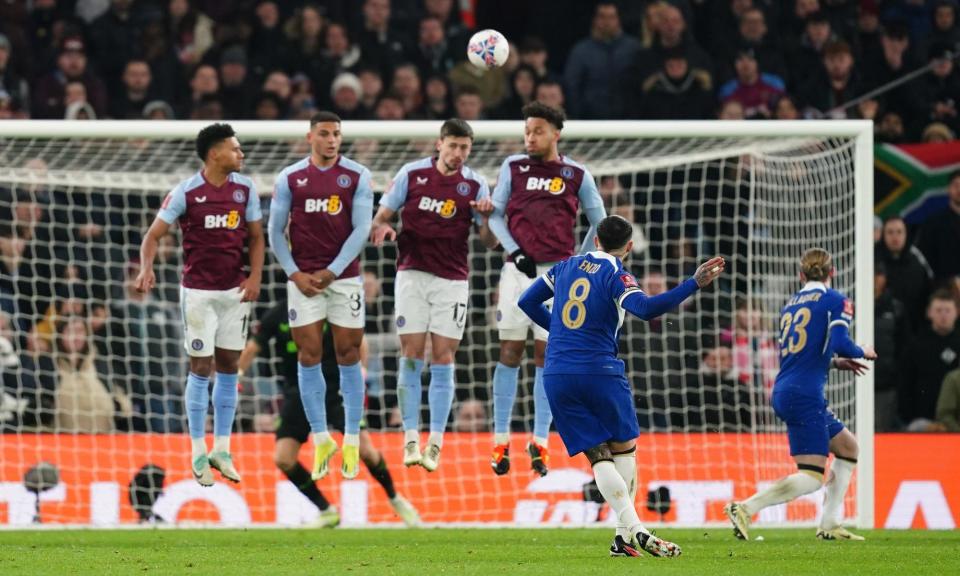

{"left": 0, "top": 119, "right": 874, "bottom": 528}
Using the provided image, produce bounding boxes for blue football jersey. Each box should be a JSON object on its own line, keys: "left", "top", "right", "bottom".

{"left": 774, "top": 281, "right": 855, "bottom": 398}
{"left": 541, "top": 252, "right": 642, "bottom": 376}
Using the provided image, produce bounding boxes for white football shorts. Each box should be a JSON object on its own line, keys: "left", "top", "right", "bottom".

{"left": 497, "top": 262, "right": 554, "bottom": 341}
{"left": 394, "top": 269, "right": 469, "bottom": 340}
{"left": 180, "top": 286, "right": 251, "bottom": 356}
{"left": 286, "top": 276, "right": 364, "bottom": 329}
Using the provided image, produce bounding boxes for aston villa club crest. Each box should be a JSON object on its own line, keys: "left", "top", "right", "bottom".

{"left": 233, "top": 190, "right": 245, "bottom": 203}
{"left": 561, "top": 166, "right": 574, "bottom": 179}
{"left": 337, "top": 174, "right": 352, "bottom": 188}
{"left": 456, "top": 182, "right": 471, "bottom": 196}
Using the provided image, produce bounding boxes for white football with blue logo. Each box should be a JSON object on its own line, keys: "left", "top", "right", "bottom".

{"left": 467, "top": 29, "right": 509, "bottom": 69}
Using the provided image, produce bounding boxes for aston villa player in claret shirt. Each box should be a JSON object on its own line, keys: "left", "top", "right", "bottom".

{"left": 135, "top": 123, "right": 265, "bottom": 487}
{"left": 268, "top": 111, "right": 374, "bottom": 482}
{"left": 369, "top": 118, "right": 497, "bottom": 472}
{"left": 488, "top": 101, "right": 606, "bottom": 477}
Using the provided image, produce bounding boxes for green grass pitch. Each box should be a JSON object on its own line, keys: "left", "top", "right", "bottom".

{"left": 1, "top": 528, "right": 957, "bottom": 575}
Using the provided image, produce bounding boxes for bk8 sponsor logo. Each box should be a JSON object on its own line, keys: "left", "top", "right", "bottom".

{"left": 526, "top": 176, "right": 565, "bottom": 195}
{"left": 204, "top": 210, "right": 241, "bottom": 229}
{"left": 305, "top": 195, "right": 343, "bottom": 215}
{"left": 418, "top": 196, "right": 457, "bottom": 218}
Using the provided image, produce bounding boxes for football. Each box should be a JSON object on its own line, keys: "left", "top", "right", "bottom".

{"left": 467, "top": 29, "right": 509, "bottom": 69}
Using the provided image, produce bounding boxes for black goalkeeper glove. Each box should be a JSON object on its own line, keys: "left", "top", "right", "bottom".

{"left": 511, "top": 250, "right": 537, "bottom": 278}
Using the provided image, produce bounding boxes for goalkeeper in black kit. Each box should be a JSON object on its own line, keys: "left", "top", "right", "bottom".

{"left": 239, "top": 299, "right": 420, "bottom": 526}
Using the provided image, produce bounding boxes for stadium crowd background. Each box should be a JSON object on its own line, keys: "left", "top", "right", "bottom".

{"left": 1, "top": 0, "right": 959, "bottom": 437}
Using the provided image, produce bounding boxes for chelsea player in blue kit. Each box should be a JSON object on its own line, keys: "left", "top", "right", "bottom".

{"left": 725, "top": 248, "right": 877, "bottom": 542}
{"left": 518, "top": 215, "right": 724, "bottom": 558}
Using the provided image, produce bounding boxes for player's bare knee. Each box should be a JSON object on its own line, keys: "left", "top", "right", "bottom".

{"left": 297, "top": 349, "right": 322, "bottom": 367}
{"left": 430, "top": 349, "right": 456, "bottom": 365}
{"left": 359, "top": 444, "right": 379, "bottom": 466}
{"left": 214, "top": 349, "right": 240, "bottom": 373}
{"left": 190, "top": 356, "right": 214, "bottom": 377}
{"left": 499, "top": 342, "right": 524, "bottom": 367}
{"left": 273, "top": 451, "right": 297, "bottom": 472}
{"left": 585, "top": 444, "right": 614, "bottom": 465}
{"left": 334, "top": 345, "right": 361, "bottom": 365}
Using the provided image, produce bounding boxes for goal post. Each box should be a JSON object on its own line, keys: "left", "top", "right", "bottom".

{"left": 0, "top": 119, "right": 873, "bottom": 528}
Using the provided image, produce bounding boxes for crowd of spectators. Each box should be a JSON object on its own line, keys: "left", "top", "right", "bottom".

{"left": 0, "top": 0, "right": 958, "bottom": 140}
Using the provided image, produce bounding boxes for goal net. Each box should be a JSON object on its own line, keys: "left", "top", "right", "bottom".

{"left": 0, "top": 120, "right": 873, "bottom": 528}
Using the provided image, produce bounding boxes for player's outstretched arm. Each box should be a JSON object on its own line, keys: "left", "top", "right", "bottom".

{"left": 518, "top": 277, "right": 553, "bottom": 331}
{"left": 621, "top": 257, "right": 725, "bottom": 321}
{"left": 135, "top": 217, "right": 170, "bottom": 294}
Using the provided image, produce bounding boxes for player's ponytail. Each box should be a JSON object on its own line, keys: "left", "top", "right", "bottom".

{"left": 800, "top": 248, "right": 832, "bottom": 282}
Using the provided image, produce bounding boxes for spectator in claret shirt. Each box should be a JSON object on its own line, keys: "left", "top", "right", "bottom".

{"left": 718, "top": 48, "right": 785, "bottom": 119}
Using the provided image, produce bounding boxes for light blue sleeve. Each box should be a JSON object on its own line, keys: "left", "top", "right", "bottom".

{"left": 471, "top": 176, "right": 490, "bottom": 226}
{"left": 328, "top": 169, "right": 374, "bottom": 277}
{"left": 379, "top": 166, "right": 409, "bottom": 211}
{"left": 245, "top": 180, "right": 262, "bottom": 222}
{"left": 157, "top": 184, "right": 187, "bottom": 224}
{"left": 577, "top": 169, "right": 606, "bottom": 254}
{"left": 490, "top": 158, "right": 520, "bottom": 254}
{"left": 267, "top": 171, "right": 299, "bottom": 277}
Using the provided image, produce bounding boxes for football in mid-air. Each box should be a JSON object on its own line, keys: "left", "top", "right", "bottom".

{"left": 467, "top": 29, "right": 509, "bottom": 69}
